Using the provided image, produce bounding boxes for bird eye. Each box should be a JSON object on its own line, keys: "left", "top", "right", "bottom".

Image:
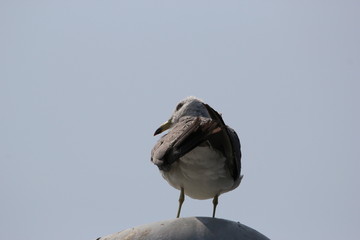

{"left": 176, "top": 103, "right": 184, "bottom": 111}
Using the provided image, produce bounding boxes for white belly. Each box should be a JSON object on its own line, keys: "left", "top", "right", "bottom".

{"left": 161, "top": 145, "right": 235, "bottom": 200}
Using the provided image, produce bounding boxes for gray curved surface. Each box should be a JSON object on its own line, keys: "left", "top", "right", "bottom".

{"left": 97, "top": 217, "right": 270, "bottom": 240}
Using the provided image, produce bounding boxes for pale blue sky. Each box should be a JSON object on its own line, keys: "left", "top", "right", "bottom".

{"left": 1, "top": 1, "right": 359, "bottom": 240}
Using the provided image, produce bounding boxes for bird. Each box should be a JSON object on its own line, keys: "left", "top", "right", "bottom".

{"left": 151, "top": 96, "right": 243, "bottom": 218}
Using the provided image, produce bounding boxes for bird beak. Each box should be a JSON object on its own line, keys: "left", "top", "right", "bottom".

{"left": 154, "top": 119, "right": 172, "bottom": 136}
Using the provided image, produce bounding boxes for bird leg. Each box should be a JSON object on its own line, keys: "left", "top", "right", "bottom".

{"left": 212, "top": 195, "right": 219, "bottom": 218}
{"left": 176, "top": 187, "right": 185, "bottom": 218}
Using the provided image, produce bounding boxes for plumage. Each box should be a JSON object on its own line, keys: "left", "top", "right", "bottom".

{"left": 151, "top": 96, "right": 242, "bottom": 218}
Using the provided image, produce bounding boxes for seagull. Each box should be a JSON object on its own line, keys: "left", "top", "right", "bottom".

{"left": 151, "top": 96, "right": 243, "bottom": 218}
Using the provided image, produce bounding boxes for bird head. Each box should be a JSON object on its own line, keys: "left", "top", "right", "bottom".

{"left": 154, "top": 96, "right": 211, "bottom": 136}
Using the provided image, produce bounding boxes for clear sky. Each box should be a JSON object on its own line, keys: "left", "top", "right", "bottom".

{"left": 1, "top": 1, "right": 359, "bottom": 240}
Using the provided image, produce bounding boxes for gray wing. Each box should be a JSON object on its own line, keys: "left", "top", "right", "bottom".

{"left": 151, "top": 104, "right": 241, "bottom": 182}
{"left": 226, "top": 126, "right": 242, "bottom": 180}
{"left": 151, "top": 117, "right": 221, "bottom": 171}
{"left": 204, "top": 104, "right": 242, "bottom": 181}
